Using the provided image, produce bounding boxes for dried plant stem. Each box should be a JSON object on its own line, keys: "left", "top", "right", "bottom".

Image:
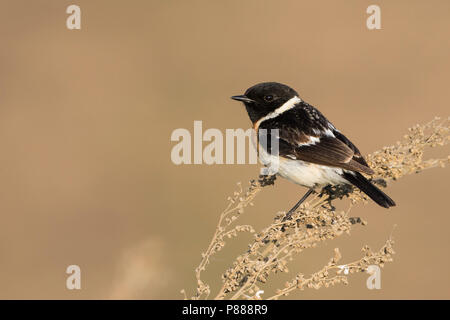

{"left": 266, "top": 237, "right": 395, "bottom": 300}
{"left": 194, "top": 182, "right": 261, "bottom": 299}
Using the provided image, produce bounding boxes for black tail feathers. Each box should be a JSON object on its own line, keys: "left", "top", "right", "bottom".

{"left": 343, "top": 172, "right": 396, "bottom": 208}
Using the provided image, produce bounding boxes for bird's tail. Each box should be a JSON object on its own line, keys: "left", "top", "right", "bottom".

{"left": 343, "top": 172, "right": 396, "bottom": 208}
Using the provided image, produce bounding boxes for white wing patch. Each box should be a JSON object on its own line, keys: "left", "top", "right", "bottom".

{"left": 323, "top": 128, "right": 335, "bottom": 137}
{"left": 299, "top": 136, "right": 320, "bottom": 146}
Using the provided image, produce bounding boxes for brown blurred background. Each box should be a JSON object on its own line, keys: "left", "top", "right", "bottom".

{"left": 0, "top": 0, "right": 449, "bottom": 299}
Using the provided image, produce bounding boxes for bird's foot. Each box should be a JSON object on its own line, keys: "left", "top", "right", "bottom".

{"left": 258, "top": 174, "right": 277, "bottom": 187}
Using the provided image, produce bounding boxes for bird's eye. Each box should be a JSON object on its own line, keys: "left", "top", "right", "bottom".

{"left": 264, "top": 95, "right": 274, "bottom": 102}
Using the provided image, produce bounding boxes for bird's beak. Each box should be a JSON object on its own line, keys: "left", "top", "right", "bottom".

{"left": 231, "top": 95, "right": 254, "bottom": 103}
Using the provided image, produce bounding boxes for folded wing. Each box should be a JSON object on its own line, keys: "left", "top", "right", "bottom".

{"left": 258, "top": 105, "right": 374, "bottom": 175}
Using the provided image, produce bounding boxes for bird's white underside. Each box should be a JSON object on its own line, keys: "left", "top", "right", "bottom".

{"left": 261, "top": 153, "right": 348, "bottom": 188}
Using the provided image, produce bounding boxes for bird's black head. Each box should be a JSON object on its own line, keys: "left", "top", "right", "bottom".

{"left": 231, "top": 82, "right": 299, "bottom": 123}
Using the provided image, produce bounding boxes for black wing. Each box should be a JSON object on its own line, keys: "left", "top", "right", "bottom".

{"left": 258, "top": 102, "right": 374, "bottom": 175}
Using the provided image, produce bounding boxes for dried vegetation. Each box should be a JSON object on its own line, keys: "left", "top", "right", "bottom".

{"left": 182, "top": 118, "right": 449, "bottom": 300}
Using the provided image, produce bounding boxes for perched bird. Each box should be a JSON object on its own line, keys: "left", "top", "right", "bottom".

{"left": 231, "top": 82, "right": 395, "bottom": 219}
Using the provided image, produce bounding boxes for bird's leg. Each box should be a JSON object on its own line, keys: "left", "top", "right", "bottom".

{"left": 282, "top": 188, "right": 315, "bottom": 222}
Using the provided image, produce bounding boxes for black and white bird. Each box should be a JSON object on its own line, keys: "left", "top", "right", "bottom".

{"left": 231, "top": 82, "right": 395, "bottom": 219}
